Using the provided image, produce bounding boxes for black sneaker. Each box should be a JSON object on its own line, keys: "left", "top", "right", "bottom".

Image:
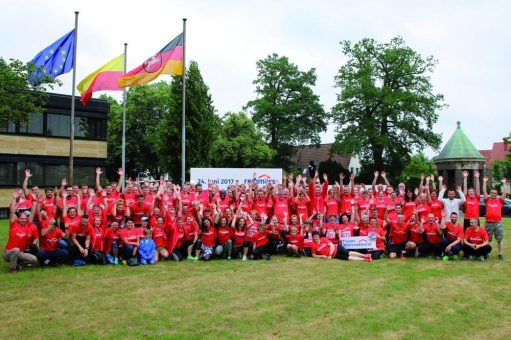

{"left": 498, "top": 254, "right": 504, "bottom": 261}
{"left": 265, "top": 254, "right": 272, "bottom": 261}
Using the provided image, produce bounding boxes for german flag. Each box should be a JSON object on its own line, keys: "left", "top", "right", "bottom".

{"left": 118, "top": 33, "right": 183, "bottom": 88}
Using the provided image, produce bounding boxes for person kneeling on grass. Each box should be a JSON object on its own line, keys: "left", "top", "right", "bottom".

{"left": 440, "top": 212, "right": 464, "bottom": 261}
{"left": 119, "top": 219, "right": 141, "bottom": 264}
{"left": 194, "top": 218, "right": 216, "bottom": 261}
{"left": 69, "top": 215, "right": 92, "bottom": 266}
{"left": 38, "top": 218, "right": 69, "bottom": 267}
{"left": 252, "top": 223, "right": 274, "bottom": 260}
{"left": 4, "top": 193, "right": 39, "bottom": 273}
{"left": 139, "top": 229, "right": 156, "bottom": 265}
{"left": 311, "top": 232, "right": 372, "bottom": 262}
{"left": 286, "top": 226, "right": 304, "bottom": 257}
{"left": 463, "top": 218, "right": 492, "bottom": 261}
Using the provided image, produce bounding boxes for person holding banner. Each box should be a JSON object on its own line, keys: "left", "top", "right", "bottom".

{"left": 310, "top": 232, "right": 371, "bottom": 262}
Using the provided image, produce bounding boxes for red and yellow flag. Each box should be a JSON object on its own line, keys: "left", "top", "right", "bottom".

{"left": 118, "top": 33, "right": 183, "bottom": 88}
{"left": 77, "top": 54, "right": 124, "bottom": 105}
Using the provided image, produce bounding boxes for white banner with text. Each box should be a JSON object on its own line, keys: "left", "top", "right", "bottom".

{"left": 190, "top": 168, "right": 283, "bottom": 190}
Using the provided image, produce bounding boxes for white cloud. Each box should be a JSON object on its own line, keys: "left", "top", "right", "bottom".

{"left": 1, "top": 0, "right": 510, "bottom": 156}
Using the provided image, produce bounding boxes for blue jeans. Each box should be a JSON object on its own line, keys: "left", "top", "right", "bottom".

{"left": 121, "top": 245, "right": 135, "bottom": 259}
{"left": 37, "top": 249, "right": 69, "bottom": 266}
{"left": 444, "top": 243, "right": 463, "bottom": 256}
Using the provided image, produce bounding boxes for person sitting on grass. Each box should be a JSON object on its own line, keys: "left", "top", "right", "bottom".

{"left": 440, "top": 212, "right": 464, "bottom": 261}
{"left": 194, "top": 218, "right": 216, "bottom": 261}
{"left": 38, "top": 218, "right": 69, "bottom": 267}
{"left": 119, "top": 218, "right": 141, "bottom": 263}
{"left": 286, "top": 226, "right": 304, "bottom": 257}
{"left": 418, "top": 214, "right": 448, "bottom": 258}
{"left": 69, "top": 215, "right": 92, "bottom": 266}
{"left": 252, "top": 223, "right": 273, "bottom": 260}
{"left": 104, "top": 221, "right": 122, "bottom": 265}
{"left": 4, "top": 192, "right": 39, "bottom": 273}
{"left": 89, "top": 216, "right": 105, "bottom": 264}
{"left": 463, "top": 218, "right": 492, "bottom": 261}
{"left": 152, "top": 216, "right": 169, "bottom": 261}
{"left": 385, "top": 209, "right": 410, "bottom": 259}
{"left": 139, "top": 229, "right": 156, "bottom": 265}
{"left": 310, "top": 232, "right": 371, "bottom": 262}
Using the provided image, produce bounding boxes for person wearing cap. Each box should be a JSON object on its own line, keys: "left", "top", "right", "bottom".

{"left": 4, "top": 191, "right": 39, "bottom": 273}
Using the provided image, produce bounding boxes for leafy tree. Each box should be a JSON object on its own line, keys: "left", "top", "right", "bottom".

{"left": 398, "top": 153, "right": 436, "bottom": 189}
{"left": 245, "top": 53, "right": 327, "bottom": 169}
{"left": 0, "top": 58, "right": 60, "bottom": 126}
{"left": 211, "top": 112, "right": 275, "bottom": 167}
{"left": 331, "top": 37, "right": 445, "bottom": 177}
{"left": 156, "top": 61, "right": 220, "bottom": 181}
{"left": 318, "top": 158, "right": 349, "bottom": 184}
{"left": 103, "top": 81, "right": 174, "bottom": 180}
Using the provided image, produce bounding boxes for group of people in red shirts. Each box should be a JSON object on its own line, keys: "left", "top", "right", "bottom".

{"left": 3, "top": 167, "right": 508, "bottom": 273}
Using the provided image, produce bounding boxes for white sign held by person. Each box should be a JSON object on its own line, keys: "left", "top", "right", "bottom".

{"left": 190, "top": 168, "right": 283, "bottom": 189}
{"left": 341, "top": 236, "right": 376, "bottom": 250}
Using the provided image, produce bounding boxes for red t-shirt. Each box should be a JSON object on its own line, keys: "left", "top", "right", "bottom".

{"left": 416, "top": 203, "right": 431, "bottom": 221}
{"left": 200, "top": 226, "right": 217, "bottom": 247}
{"left": 216, "top": 226, "right": 232, "bottom": 244}
{"left": 69, "top": 223, "right": 93, "bottom": 238}
{"left": 311, "top": 237, "right": 337, "bottom": 257}
{"left": 129, "top": 203, "right": 151, "bottom": 224}
{"left": 119, "top": 227, "right": 142, "bottom": 246}
{"left": 40, "top": 197, "right": 56, "bottom": 218}
{"left": 232, "top": 229, "right": 246, "bottom": 248}
{"left": 429, "top": 199, "right": 443, "bottom": 220}
{"left": 324, "top": 224, "right": 340, "bottom": 243}
{"left": 339, "top": 193, "right": 354, "bottom": 215}
{"left": 403, "top": 201, "right": 417, "bottom": 219}
{"left": 409, "top": 224, "right": 424, "bottom": 244}
{"left": 464, "top": 227, "right": 489, "bottom": 245}
{"left": 485, "top": 197, "right": 503, "bottom": 222}
{"left": 324, "top": 198, "right": 339, "bottom": 217}
{"left": 91, "top": 227, "right": 105, "bottom": 252}
{"left": 444, "top": 222, "right": 463, "bottom": 243}
{"left": 5, "top": 221, "right": 39, "bottom": 251}
{"left": 423, "top": 223, "right": 442, "bottom": 243}
{"left": 389, "top": 221, "right": 410, "bottom": 245}
{"left": 104, "top": 227, "right": 121, "bottom": 253}
{"left": 253, "top": 229, "right": 270, "bottom": 248}
{"left": 286, "top": 234, "right": 304, "bottom": 249}
{"left": 152, "top": 226, "right": 167, "bottom": 248}
{"left": 40, "top": 227, "right": 64, "bottom": 252}
{"left": 245, "top": 223, "right": 260, "bottom": 242}
{"left": 338, "top": 222, "right": 356, "bottom": 239}
{"left": 63, "top": 215, "right": 81, "bottom": 230}
{"left": 464, "top": 195, "right": 480, "bottom": 219}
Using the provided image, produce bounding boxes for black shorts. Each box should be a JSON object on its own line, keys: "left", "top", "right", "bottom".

{"left": 389, "top": 242, "right": 406, "bottom": 254}
{"left": 335, "top": 244, "right": 350, "bottom": 260}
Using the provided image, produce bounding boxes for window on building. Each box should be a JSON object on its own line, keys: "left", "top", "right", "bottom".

{"left": 0, "top": 120, "right": 16, "bottom": 133}
{"left": 46, "top": 114, "right": 70, "bottom": 137}
{"left": 16, "top": 162, "right": 44, "bottom": 186}
{"left": 19, "top": 112, "right": 44, "bottom": 134}
{"left": 75, "top": 117, "right": 107, "bottom": 140}
{"left": 0, "top": 162, "right": 16, "bottom": 185}
{"left": 44, "top": 164, "right": 69, "bottom": 186}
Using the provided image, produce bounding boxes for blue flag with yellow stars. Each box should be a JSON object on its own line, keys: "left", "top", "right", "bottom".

{"left": 29, "top": 29, "right": 75, "bottom": 84}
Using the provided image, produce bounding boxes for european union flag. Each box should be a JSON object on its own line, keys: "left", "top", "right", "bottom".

{"left": 29, "top": 29, "right": 75, "bottom": 84}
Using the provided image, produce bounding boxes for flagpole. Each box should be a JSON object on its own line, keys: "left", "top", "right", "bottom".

{"left": 181, "top": 18, "right": 187, "bottom": 186}
{"left": 69, "top": 11, "right": 79, "bottom": 184}
{"left": 121, "top": 43, "right": 127, "bottom": 191}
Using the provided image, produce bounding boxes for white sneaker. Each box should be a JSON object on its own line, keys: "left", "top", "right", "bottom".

{"left": 242, "top": 255, "right": 247, "bottom": 261}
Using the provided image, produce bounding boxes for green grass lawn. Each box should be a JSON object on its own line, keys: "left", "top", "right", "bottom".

{"left": 1, "top": 219, "right": 510, "bottom": 339}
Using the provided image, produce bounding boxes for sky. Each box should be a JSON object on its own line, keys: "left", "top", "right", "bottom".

{"left": 1, "top": 0, "right": 510, "bottom": 157}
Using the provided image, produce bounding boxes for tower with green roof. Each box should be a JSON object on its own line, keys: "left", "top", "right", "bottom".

{"left": 434, "top": 121, "right": 485, "bottom": 189}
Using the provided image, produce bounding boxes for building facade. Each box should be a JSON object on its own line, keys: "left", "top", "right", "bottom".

{"left": 0, "top": 93, "right": 109, "bottom": 215}
{"left": 434, "top": 121, "right": 485, "bottom": 189}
